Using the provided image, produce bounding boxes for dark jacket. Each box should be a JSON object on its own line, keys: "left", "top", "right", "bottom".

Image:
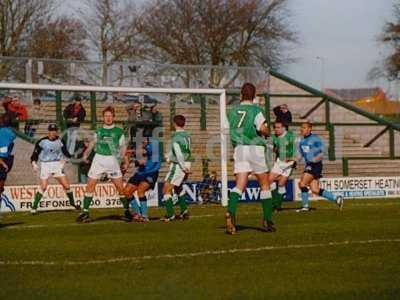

{"left": 273, "top": 105, "right": 292, "bottom": 127}
{"left": 63, "top": 104, "right": 86, "bottom": 128}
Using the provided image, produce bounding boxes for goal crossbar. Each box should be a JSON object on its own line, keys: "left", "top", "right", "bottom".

{"left": 0, "top": 82, "right": 229, "bottom": 206}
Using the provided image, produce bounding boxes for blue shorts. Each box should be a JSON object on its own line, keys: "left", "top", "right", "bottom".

{"left": 128, "top": 171, "right": 159, "bottom": 189}
{"left": 0, "top": 156, "right": 14, "bottom": 181}
{"left": 304, "top": 162, "right": 323, "bottom": 179}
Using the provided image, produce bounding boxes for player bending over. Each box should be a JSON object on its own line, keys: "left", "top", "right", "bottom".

{"left": 269, "top": 121, "right": 296, "bottom": 211}
{"left": 76, "top": 106, "right": 130, "bottom": 223}
{"left": 30, "top": 124, "right": 79, "bottom": 214}
{"left": 297, "top": 121, "right": 344, "bottom": 212}
{"left": 225, "top": 83, "right": 275, "bottom": 234}
{"left": 161, "top": 115, "right": 191, "bottom": 222}
{"left": 124, "top": 137, "right": 162, "bottom": 222}
{"left": 0, "top": 114, "right": 16, "bottom": 219}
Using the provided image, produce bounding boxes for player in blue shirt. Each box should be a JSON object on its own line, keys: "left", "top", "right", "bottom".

{"left": 297, "top": 122, "right": 343, "bottom": 212}
{"left": 123, "top": 137, "right": 162, "bottom": 222}
{"left": 0, "top": 114, "right": 16, "bottom": 202}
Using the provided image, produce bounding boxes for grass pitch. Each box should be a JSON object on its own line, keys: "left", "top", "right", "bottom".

{"left": 0, "top": 199, "right": 399, "bottom": 300}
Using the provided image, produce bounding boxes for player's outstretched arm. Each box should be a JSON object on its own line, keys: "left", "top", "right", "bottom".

{"left": 61, "top": 139, "right": 72, "bottom": 159}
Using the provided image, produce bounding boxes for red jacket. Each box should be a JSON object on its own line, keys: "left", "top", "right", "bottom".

{"left": 6, "top": 101, "right": 28, "bottom": 121}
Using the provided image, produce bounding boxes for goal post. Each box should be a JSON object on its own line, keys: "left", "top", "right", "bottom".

{"left": 0, "top": 82, "right": 230, "bottom": 206}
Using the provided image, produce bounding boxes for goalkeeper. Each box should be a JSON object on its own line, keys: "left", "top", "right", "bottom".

{"left": 30, "top": 124, "right": 79, "bottom": 214}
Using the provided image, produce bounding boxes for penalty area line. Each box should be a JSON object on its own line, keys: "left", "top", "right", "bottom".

{"left": 0, "top": 238, "right": 399, "bottom": 266}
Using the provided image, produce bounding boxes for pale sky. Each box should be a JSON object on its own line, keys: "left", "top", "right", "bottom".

{"left": 60, "top": 0, "right": 398, "bottom": 96}
{"left": 285, "top": 0, "right": 397, "bottom": 96}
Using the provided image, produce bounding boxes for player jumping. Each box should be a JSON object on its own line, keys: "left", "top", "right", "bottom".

{"left": 225, "top": 83, "right": 275, "bottom": 234}
{"left": 269, "top": 121, "right": 296, "bottom": 211}
{"left": 297, "top": 121, "right": 344, "bottom": 212}
{"left": 123, "top": 137, "right": 162, "bottom": 222}
{"left": 76, "top": 106, "right": 130, "bottom": 223}
{"left": 161, "top": 115, "right": 191, "bottom": 222}
{"left": 30, "top": 124, "right": 79, "bottom": 214}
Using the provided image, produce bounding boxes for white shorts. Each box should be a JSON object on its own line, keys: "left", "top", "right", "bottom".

{"left": 271, "top": 158, "right": 294, "bottom": 178}
{"left": 233, "top": 145, "right": 269, "bottom": 174}
{"left": 165, "top": 162, "right": 191, "bottom": 186}
{"left": 88, "top": 154, "right": 122, "bottom": 180}
{"left": 40, "top": 161, "right": 65, "bottom": 180}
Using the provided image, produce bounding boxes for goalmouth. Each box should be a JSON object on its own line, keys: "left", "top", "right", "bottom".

{"left": 0, "top": 82, "right": 230, "bottom": 206}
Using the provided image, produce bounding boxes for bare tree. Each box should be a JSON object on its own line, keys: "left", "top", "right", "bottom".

{"left": 78, "top": 0, "right": 140, "bottom": 85}
{"left": 370, "top": 2, "right": 400, "bottom": 82}
{"left": 0, "top": 0, "right": 54, "bottom": 80}
{"left": 136, "top": 0, "right": 297, "bottom": 87}
{"left": 23, "top": 17, "right": 88, "bottom": 82}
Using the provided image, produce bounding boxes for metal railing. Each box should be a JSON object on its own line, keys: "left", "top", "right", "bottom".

{"left": 2, "top": 58, "right": 400, "bottom": 168}
{"left": 342, "top": 157, "right": 400, "bottom": 176}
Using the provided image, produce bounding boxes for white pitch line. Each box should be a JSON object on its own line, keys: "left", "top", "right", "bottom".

{"left": 0, "top": 214, "right": 218, "bottom": 230}
{"left": 0, "top": 201, "right": 398, "bottom": 231}
{"left": 0, "top": 238, "right": 399, "bottom": 266}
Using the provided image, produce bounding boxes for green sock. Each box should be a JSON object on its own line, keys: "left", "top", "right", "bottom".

{"left": 83, "top": 195, "right": 93, "bottom": 212}
{"left": 66, "top": 191, "right": 75, "bottom": 206}
{"left": 227, "top": 190, "right": 241, "bottom": 217}
{"left": 178, "top": 195, "right": 188, "bottom": 213}
{"left": 32, "top": 192, "right": 43, "bottom": 210}
{"left": 276, "top": 193, "right": 284, "bottom": 209}
{"left": 164, "top": 197, "right": 175, "bottom": 217}
{"left": 271, "top": 189, "right": 279, "bottom": 209}
{"left": 120, "top": 196, "right": 129, "bottom": 210}
{"left": 262, "top": 198, "right": 273, "bottom": 222}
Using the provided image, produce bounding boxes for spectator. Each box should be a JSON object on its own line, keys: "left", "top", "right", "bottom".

{"left": 126, "top": 100, "right": 142, "bottom": 141}
{"left": 198, "top": 171, "right": 220, "bottom": 204}
{"left": 2, "top": 94, "right": 28, "bottom": 129}
{"left": 126, "top": 98, "right": 163, "bottom": 140}
{"left": 63, "top": 95, "right": 86, "bottom": 156}
{"left": 151, "top": 102, "right": 163, "bottom": 128}
{"left": 24, "top": 98, "right": 42, "bottom": 137}
{"left": 143, "top": 100, "right": 163, "bottom": 137}
{"left": 273, "top": 104, "right": 292, "bottom": 129}
{"left": 2, "top": 97, "right": 17, "bottom": 123}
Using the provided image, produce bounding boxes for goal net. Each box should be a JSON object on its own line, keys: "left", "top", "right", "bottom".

{"left": 0, "top": 63, "right": 270, "bottom": 209}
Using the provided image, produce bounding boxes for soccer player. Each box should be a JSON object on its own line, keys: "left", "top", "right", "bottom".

{"left": 123, "top": 137, "right": 162, "bottom": 222}
{"left": 161, "top": 115, "right": 191, "bottom": 222}
{"left": 269, "top": 121, "right": 296, "bottom": 211}
{"left": 76, "top": 106, "right": 130, "bottom": 223}
{"left": 297, "top": 121, "right": 344, "bottom": 212}
{"left": 30, "top": 124, "right": 79, "bottom": 214}
{"left": 0, "top": 114, "right": 16, "bottom": 210}
{"left": 225, "top": 82, "right": 275, "bottom": 234}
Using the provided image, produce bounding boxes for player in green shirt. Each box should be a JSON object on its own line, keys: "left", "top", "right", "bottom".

{"left": 226, "top": 83, "right": 275, "bottom": 234}
{"left": 269, "top": 121, "right": 297, "bottom": 210}
{"left": 76, "top": 106, "right": 130, "bottom": 223}
{"left": 161, "top": 115, "right": 192, "bottom": 222}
